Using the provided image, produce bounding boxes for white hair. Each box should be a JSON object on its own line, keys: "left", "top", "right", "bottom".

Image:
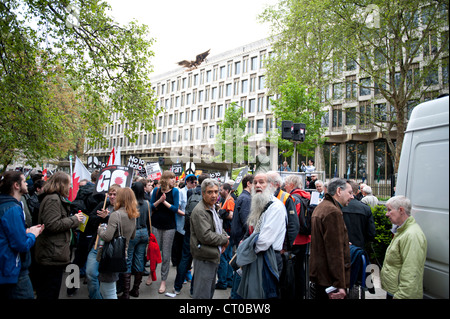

{"left": 362, "top": 185, "right": 373, "bottom": 195}
{"left": 386, "top": 195, "right": 411, "bottom": 216}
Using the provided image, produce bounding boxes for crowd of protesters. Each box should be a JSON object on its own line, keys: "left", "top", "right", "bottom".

{"left": 0, "top": 165, "right": 427, "bottom": 300}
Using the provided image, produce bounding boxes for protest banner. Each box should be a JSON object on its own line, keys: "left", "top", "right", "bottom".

{"left": 145, "top": 162, "right": 162, "bottom": 180}
{"left": 232, "top": 166, "right": 249, "bottom": 193}
{"left": 171, "top": 163, "right": 183, "bottom": 176}
{"left": 94, "top": 165, "right": 133, "bottom": 194}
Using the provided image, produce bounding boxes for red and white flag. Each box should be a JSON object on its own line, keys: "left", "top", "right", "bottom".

{"left": 106, "top": 147, "right": 121, "bottom": 167}
{"left": 42, "top": 168, "right": 48, "bottom": 181}
{"left": 69, "top": 156, "right": 91, "bottom": 202}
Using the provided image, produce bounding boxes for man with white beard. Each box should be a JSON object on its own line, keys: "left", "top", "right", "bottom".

{"left": 236, "top": 173, "right": 287, "bottom": 299}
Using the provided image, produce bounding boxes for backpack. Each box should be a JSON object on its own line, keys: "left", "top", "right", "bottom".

{"left": 183, "top": 189, "right": 202, "bottom": 234}
{"left": 276, "top": 190, "right": 300, "bottom": 249}
{"left": 291, "top": 193, "right": 314, "bottom": 235}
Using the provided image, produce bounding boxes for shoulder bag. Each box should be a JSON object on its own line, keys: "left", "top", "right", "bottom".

{"left": 98, "top": 212, "right": 127, "bottom": 273}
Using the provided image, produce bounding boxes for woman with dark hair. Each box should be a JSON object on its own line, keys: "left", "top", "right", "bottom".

{"left": 97, "top": 187, "right": 138, "bottom": 299}
{"left": 34, "top": 171, "right": 84, "bottom": 299}
{"left": 150, "top": 170, "right": 179, "bottom": 293}
{"left": 118, "top": 182, "right": 150, "bottom": 298}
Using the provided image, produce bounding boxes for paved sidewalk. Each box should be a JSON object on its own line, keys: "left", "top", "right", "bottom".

{"left": 60, "top": 263, "right": 386, "bottom": 299}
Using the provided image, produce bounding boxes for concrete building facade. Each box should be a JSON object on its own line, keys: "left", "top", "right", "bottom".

{"left": 84, "top": 36, "right": 449, "bottom": 190}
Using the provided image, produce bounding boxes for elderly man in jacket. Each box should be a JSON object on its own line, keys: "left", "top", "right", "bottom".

{"left": 381, "top": 196, "right": 427, "bottom": 299}
{"left": 190, "top": 178, "right": 229, "bottom": 299}
{"left": 236, "top": 173, "right": 287, "bottom": 299}
{"left": 310, "top": 178, "right": 353, "bottom": 299}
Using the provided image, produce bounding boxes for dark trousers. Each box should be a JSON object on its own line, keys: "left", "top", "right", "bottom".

{"left": 313, "top": 283, "right": 330, "bottom": 300}
{"left": 174, "top": 233, "right": 193, "bottom": 292}
{"left": 292, "top": 244, "right": 307, "bottom": 299}
{"left": 34, "top": 264, "right": 65, "bottom": 300}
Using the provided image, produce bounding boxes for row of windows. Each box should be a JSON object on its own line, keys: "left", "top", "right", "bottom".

{"left": 156, "top": 95, "right": 276, "bottom": 129}
{"left": 155, "top": 75, "right": 266, "bottom": 109}
{"left": 103, "top": 116, "right": 275, "bottom": 150}
{"left": 322, "top": 90, "right": 441, "bottom": 129}
{"left": 323, "top": 58, "right": 448, "bottom": 101}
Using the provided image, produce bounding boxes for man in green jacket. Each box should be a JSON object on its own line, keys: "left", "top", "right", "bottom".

{"left": 190, "top": 178, "right": 229, "bottom": 299}
{"left": 381, "top": 195, "right": 427, "bottom": 299}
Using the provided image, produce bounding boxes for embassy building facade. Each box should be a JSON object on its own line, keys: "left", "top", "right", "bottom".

{"left": 84, "top": 36, "right": 449, "bottom": 190}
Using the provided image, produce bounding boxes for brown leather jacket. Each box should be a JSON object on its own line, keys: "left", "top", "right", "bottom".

{"left": 309, "top": 193, "right": 351, "bottom": 289}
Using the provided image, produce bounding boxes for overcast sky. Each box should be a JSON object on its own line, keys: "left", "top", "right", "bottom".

{"left": 106, "top": 0, "right": 278, "bottom": 75}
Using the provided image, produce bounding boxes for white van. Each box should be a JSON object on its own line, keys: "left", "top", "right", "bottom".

{"left": 396, "top": 95, "right": 449, "bottom": 299}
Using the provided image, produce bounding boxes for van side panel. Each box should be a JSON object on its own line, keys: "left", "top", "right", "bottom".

{"left": 396, "top": 96, "right": 449, "bottom": 299}
{"left": 409, "top": 128, "right": 449, "bottom": 299}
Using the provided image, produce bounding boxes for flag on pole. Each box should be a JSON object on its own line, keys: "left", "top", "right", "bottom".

{"left": 376, "top": 164, "right": 381, "bottom": 183}
{"left": 106, "top": 147, "right": 121, "bottom": 166}
{"left": 42, "top": 168, "right": 48, "bottom": 181}
{"left": 69, "top": 156, "right": 92, "bottom": 202}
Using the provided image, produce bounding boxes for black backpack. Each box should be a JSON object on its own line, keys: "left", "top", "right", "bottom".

{"left": 183, "top": 189, "right": 202, "bottom": 234}
{"left": 291, "top": 193, "right": 314, "bottom": 235}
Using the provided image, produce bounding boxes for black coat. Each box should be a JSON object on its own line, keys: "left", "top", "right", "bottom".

{"left": 342, "top": 198, "right": 376, "bottom": 248}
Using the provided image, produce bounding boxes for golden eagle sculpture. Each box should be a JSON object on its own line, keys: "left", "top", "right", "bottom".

{"left": 177, "top": 49, "right": 210, "bottom": 71}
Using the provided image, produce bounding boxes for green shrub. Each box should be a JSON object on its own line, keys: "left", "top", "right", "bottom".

{"left": 365, "top": 204, "right": 393, "bottom": 267}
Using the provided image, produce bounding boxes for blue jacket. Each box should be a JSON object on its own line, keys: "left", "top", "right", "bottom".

{"left": 0, "top": 194, "right": 36, "bottom": 284}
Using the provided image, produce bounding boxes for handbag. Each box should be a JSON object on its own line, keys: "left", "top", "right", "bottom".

{"left": 98, "top": 212, "right": 127, "bottom": 273}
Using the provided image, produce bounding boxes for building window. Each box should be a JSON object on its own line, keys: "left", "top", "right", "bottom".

{"left": 359, "top": 77, "right": 371, "bottom": 96}
{"left": 374, "top": 103, "right": 387, "bottom": 122}
{"left": 442, "top": 57, "right": 449, "bottom": 85}
{"left": 323, "top": 143, "right": 340, "bottom": 178}
{"left": 359, "top": 101, "right": 371, "bottom": 125}
{"left": 346, "top": 57, "right": 357, "bottom": 71}
{"left": 257, "top": 95, "right": 265, "bottom": 112}
{"left": 258, "top": 75, "right": 265, "bottom": 90}
{"left": 247, "top": 119, "right": 254, "bottom": 133}
{"left": 249, "top": 98, "right": 256, "bottom": 113}
{"left": 346, "top": 75, "right": 357, "bottom": 99}
{"left": 346, "top": 107, "right": 356, "bottom": 125}
{"left": 241, "top": 79, "right": 248, "bottom": 93}
{"left": 226, "top": 83, "right": 232, "bottom": 97}
{"left": 332, "top": 107, "right": 342, "bottom": 128}
{"left": 251, "top": 56, "right": 258, "bottom": 70}
{"left": 242, "top": 56, "right": 249, "bottom": 73}
{"left": 257, "top": 119, "right": 264, "bottom": 134}
{"left": 333, "top": 82, "right": 343, "bottom": 100}
{"left": 220, "top": 66, "right": 225, "bottom": 79}
{"left": 250, "top": 74, "right": 256, "bottom": 92}
{"left": 235, "top": 61, "right": 241, "bottom": 75}
{"left": 424, "top": 65, "right": 439, "bottom": 86}
{"left": 346, "top": 142, "right": 367, "bottom": 180}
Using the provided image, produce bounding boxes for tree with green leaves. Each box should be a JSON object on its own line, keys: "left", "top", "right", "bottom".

{"left": 0, "top": 0, "right": 159, "bottom": 168}
{"left": 214, "top": 102, "right": 252, "bottom": 172}
{"left": 270, "top": 74, "right": 328, "bottom": 170}
{"left": 260, "top": 0, "right": 449, "bottom": 173}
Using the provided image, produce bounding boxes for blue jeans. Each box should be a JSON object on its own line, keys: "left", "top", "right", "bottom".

{"left": 230, "top": 270, "right": 243, "bottom": 299}
{"left": 174, "top": 232, "right": 193, "bottom": 292}
{"left": 0, "top": 271, "right": 34, "bottom": 299}
{"left": 216, "top": 243, "right": 233, "bottom": 288}
{"left": 100, "top": 281, "right": 117, "bottom": 299}
{"left": 86, "top": 247, "right": 102, "bottom": 299}
{"left": 127, "top": 228, "right": 149, "bottom": 273}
